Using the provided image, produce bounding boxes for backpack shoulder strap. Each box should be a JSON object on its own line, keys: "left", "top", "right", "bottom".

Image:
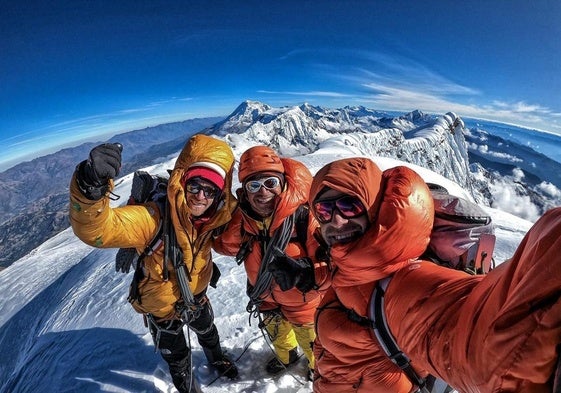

{"left": 162, "top": 199, "right": 195, "bottom": 305}
{"left": 369, "top": 278, "right": 454, "bottom": 393}
{"left": 126, "top": 199, "right": 167, "bottom": 304}
{"left": 246, "top": 213, "right": 295, "bottom": 314}
{"left": 369, "top": 278, "right": 426, "bottom": 388}
{"left": 125, "top": 172, "right": 169, "bottom": 304}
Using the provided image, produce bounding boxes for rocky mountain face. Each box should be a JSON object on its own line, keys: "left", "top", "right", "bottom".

{"left": 209, "top": 101, "right": 561, "bottom": 215}
{"left": 2, "top": 100, "right": 559, "bottom": 269}
{"left": 209, "top": 101, "right": 483, "bottom": 201}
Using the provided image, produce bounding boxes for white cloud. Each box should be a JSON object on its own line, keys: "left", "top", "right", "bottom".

{"left": 489, "top": 180, "right": 541, "bottom": 222}
{"left": 277, "top": 49, "right": 561, "bottom": 135}
{"left": 512, "top": 168, "right": 525, "bottom": 181}
{"left": 538, "top": 181, "right": 561, "bottom": 198}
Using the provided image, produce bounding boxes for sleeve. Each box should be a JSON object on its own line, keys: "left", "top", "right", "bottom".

{"left": 69, "top": 171, "right": 160, "bottom": 249}
{"left": 212, "top": 208, "right": 244, "bottom": 256}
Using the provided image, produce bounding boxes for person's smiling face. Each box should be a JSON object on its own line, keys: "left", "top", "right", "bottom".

{"left": 313, "top": 188, "right": 369, "bottom": 246}
{"left": 184, "top": 178, "right": 219, "bottom": 217}
{"left": 244, "top": 175, "right": 283, "bottom": 218}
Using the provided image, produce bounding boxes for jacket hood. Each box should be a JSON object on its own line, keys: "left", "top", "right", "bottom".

{"left": 310, "top": 157, "right": 383, "bottom": 223}
{"left": 239, "top": 157, "right": 312, "bottom": 234}
{"left": 168, "top": 134, "right": 237, "bottom": 234}
{"left": 274, "top": 157, "right": 311, "bottom": 228}
{"left": 310, "top": 157, "right": 434, "bottom": 286}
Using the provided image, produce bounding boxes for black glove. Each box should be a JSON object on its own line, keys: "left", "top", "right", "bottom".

{"left": 115, "top": 247, "right": 137, "bottom": 273}
{"left": 268, "top": 248, "right": 315, "bottom": 292}
{"left": 209, "top": 262, "right": 221, "bottom": 289}
{"left": 76, "top": 143, "right": 122, "bottom": 200}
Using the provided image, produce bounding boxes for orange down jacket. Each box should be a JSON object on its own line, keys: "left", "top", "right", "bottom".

{"left": 310, "top": 157, "right": 561, "bottom": 393}
{"left": 213, "top": 157, "right": 326, "bottom": 324}
{"left": 69, "top": 134, "right": 237, "bottom": 320}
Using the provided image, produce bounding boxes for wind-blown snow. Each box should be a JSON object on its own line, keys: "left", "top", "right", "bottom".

{"left": 0, "top": 138, "right": 534, "bottom": 393}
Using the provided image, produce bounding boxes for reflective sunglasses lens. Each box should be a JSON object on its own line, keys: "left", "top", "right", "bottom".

{"left": 185, "top": 183, "right": 198, "bottom": 194}
{"left": 336, "top": 196, "right": 366, "bottom": 218}
{"left": 262, "top": 177, "right": 280, "bottom": 189}
{"left": 313, "top": 200, "right": 334, "bottom": 223}
{"left": 314, "top": 196, "right": 366, "bottom": 223}
{"left": 245, "top": 181, "right": 262, "bottom": 193}
{"left": 204, "top": 187, "right": 218, "bottom": 198}
{"left": 186, "top": 182, "right": 217, "bottom": 198}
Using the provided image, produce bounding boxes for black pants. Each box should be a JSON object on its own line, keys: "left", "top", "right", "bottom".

{"left": 149, "top": 294, "right": 222, "bottom": 393}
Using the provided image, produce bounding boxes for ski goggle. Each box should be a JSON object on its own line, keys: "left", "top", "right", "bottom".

{"left": 244, "top": 176, "right": 281, "bottom": 193}
{"left": 313, "top": 195, "right": 366, "bottom": 224}
{"left": 185, "top": 180, "right": 219, "bottom": 199}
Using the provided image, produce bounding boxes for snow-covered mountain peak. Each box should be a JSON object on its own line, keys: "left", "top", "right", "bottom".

{"left": 211, "top": 102, "right": 480, "bottom": 201}
{"left": 221, "top": 100, "right": 273, "bottom": 126}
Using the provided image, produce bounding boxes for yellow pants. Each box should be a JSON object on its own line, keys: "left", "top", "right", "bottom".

{"left": 263, "top": 312, "right": 316, "bottom": 369}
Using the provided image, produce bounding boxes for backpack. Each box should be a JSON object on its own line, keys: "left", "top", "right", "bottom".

{"left": 115, "top": 171, "right": 169, "bottom": 278}
{"left": 423, "top": 183, "right": 496, "bottom": 274}
{"left": 368, "top": 184, "right": 496, "bottom": 393}
{"left": 114, "top": 171, "right": 170, "bottom": 304}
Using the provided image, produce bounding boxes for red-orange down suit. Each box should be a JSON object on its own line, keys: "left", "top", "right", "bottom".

{"left": 213, "top": 157, "right": 326, "bottom": 368}
{"left": 310, "top": 157, "right": 561, "bottom": 393}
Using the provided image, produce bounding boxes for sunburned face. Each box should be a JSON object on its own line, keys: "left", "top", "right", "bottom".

{"left": 184, "top": 178, "right": 219, "bottom": 217}
{"left": 244, "top": 175, "right": 282, "bottom": 218}
{"left": 313, "top": 188, "right": 369, "bottom": 246}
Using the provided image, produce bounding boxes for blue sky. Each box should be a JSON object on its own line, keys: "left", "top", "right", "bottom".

{"left": 2, "top": 0, "right": 560, "bottom": 171}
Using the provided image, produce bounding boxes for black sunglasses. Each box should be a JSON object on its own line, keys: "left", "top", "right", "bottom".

{"left": 185, "top": 180, "right": 219, "bottom": 199}
{"left": 313, "top": 195, "right": 366, "bottom": 224}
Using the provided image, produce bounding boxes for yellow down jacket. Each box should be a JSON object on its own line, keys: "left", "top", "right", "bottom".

{"left": 69, "top": 134, "right": 237, "bottom": 319}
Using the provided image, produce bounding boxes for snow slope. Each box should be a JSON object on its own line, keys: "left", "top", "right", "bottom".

{"left": 0, "top": 141, "right": 534, "bottom": 393}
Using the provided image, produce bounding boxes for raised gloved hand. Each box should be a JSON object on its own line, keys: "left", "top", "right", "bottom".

{"left": 268, "top": 248, "right": 315, "bottom": 292}
{"left": 76, "top": 143, "right": 122, "bottom": 200}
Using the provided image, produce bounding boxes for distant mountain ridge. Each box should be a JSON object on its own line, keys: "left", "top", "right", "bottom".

{"left": 2, "top": 100, "right": 561, "bottom": 270}
{"left": 209, "top": 101, "right": 561, "bottom": 215}
{"left": 0, "top": 117, "right": 222, "bottom": 221}
{"left": 209, "top": 101, "right": 479, "bottom": 200}
{"left": 0, "top": 117, "right": 222, "bottom": 269}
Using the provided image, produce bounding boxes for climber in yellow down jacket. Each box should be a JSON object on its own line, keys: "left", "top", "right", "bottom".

{"left": 69, "top": 134, "right": 238, "bottom": 393}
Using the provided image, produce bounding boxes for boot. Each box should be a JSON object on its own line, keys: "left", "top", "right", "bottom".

{"left": 266, "top": 348, "right": 299, "bottom": 374}
{"left": 154, "top": 321, "right": 201, "bottom": 393}
{"left": 203, "top": 346, "right": 239, "bottom": 379}
{"left": 175, "top": 371, "right": 203, "bottom": 393}
{"left": 161, "top": 349, "right": 202, "bottom": 393}
{"left": 210, "top": 354, "right": 239, "bottom": 379}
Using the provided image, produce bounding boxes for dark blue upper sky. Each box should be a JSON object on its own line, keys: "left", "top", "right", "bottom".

{"left": 2, "top": 0, "right": 560, "bottom": 170}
